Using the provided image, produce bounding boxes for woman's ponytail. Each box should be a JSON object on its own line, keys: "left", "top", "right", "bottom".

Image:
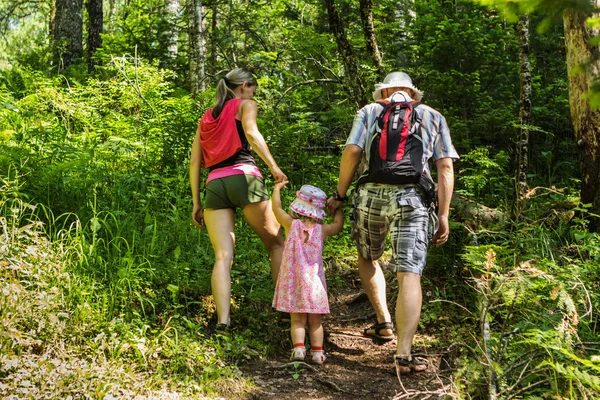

{"left": 212, "top": 69, "right": 258, "bottom": 118}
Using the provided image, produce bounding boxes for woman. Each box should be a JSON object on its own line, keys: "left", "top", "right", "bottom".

{"left": 190, "top": 68, "right": 286, "bottom": 334}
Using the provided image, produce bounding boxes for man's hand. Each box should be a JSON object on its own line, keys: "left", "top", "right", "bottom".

{"left": 326, "top": 197, "right": 342, "bottom": 215}
{"left": 431, "top": 215, "right": 449, "bottom": 247}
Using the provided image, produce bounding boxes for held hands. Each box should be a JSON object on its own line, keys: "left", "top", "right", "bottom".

{"left": 270, "top": 166, "right": 288, "bottom": 183}
{"left": 192, "top": 205, "right": 204, "bottom": 229}
{"left": 326, "top": 197, "right": 342, "bottom": 215}
{"left": 273, "top": 178, "right": 288, "bottom": 191}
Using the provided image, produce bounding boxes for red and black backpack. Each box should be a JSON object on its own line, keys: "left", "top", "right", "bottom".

{"left": 357, "top": 99, "right": 436, "bottom": 208}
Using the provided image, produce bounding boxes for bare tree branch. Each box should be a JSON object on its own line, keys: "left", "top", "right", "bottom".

{"left": 274, "top": 78, "right": 340, "bottom": 109}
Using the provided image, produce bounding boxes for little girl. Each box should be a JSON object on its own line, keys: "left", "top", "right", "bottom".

{"left": 271, "top": 182, "right": 343, "bottom": 365}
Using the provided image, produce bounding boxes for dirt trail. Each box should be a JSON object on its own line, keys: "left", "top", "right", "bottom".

{"left": 240, "top": 274, "right": 456, "bottom": 400}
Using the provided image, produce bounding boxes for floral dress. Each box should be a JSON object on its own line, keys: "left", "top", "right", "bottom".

{"left": 273, "top": 219, "right": 329, "bottom": 314}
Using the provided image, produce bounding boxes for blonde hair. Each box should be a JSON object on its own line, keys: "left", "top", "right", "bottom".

{"left": 212, "top": 68, "right": 258, "bottom": 118}
{"left": 289, "top": 210, "right": 320, "bottom": 224}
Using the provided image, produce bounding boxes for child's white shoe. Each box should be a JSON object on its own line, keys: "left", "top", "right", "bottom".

{"left": 290, "top": 346, "right": 306, "bottom": 361}
{"left": 311, "top": 350, "right": 326, "bottom": 365}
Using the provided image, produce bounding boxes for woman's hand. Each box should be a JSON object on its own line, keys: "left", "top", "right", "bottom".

{"left": 192, "top": 205, "right": 204, "bottom": 229}
{"left": 270, "top": 165, "right": 287, "bottom": 183}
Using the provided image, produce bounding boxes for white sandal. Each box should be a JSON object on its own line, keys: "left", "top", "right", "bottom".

{"left": 311, "top": 350, "right": 326, "bottom": 365}
{"left": 290, "top": 346, "right": 306, "bottom": 361}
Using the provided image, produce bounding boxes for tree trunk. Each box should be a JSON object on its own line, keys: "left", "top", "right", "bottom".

{"left": 515, "top": 14, "right": 532, "bottom": 219}
{"left": 564, "top": 6, "right": 600, "bottom": 231}
{"left": 189, "top": 0, "right": 206, "bottom": 97}
{"left": 323, "top": 0, "right": 367, "bottom": 108}
{"left": 87, "top": 0, "right": 103, "bottom": 72}
{"left": 52, "top": 0, "right": 83, "bottom": 70}
{"left": 358, "top": 0, "right": 385, "bottom": 80}
{"left": 164, "top": 0, "right": 180, "bottom": 62}
{"left": 210, "top": 0, "right": 219, "bottom": 74}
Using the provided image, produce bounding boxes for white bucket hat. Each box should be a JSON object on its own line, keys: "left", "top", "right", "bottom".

{"left": 290, "top": 185, "right": 326, "bottom": 221}
{"left": 372, "top": 72, "right": 423, "bottom": 101}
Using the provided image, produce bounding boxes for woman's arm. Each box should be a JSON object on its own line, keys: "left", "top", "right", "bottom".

{"left": 190, "top": 126, "right": 204, "bottom": 228}
{"left": 322, "top": 208, "right": 344, "bottom": 238}
{"left": 240, "top": 100, "right": 287, "bottom": 183}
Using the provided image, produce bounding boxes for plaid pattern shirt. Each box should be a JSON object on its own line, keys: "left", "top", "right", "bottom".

{"left": 345, "top": 98, "right": 459, "bottom": 178}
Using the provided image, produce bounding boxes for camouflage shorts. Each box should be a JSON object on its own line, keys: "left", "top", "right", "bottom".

{"left": 351, "top": 183, "right": 429, "bottom": 275}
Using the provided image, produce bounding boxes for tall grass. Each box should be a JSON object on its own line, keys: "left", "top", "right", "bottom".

{"left": 0, "top": 174, "right": 264, "bottom": 399}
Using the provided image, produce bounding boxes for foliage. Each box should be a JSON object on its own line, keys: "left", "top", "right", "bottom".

{"left": 0, "top": 176, "right": 252, "bottom": 398}
{"left": 457, "top": 147, "right": 511, "bottom": 207}
{"left": 453, "top": 221, "right": 600, "bottom": 399}
{"left": 0, "top": 0, "right": 597, "bottom": 398}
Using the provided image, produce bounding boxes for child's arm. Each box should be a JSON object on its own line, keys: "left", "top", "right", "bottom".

{"left": 272, "top": 181, "right": 293, "bottom": 232}
{"left": 322, "top": 207, "right": 344, "bottom": 238}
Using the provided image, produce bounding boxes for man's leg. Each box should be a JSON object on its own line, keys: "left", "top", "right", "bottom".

{"left": 395, "top": 271, "right": 422, "bottom": 357}
{"left": 359, "top": 253, "right": 393, "bottom": 338}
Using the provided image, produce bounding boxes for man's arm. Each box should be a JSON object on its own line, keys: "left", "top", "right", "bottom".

{"left": 326, "top": 144, "right": 362, "bottom": 214}
{"left": 432, "top": 157, "right": 454, "bottom": 247}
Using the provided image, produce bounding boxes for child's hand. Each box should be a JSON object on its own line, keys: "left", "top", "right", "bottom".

{"left": 274, "top": 179, "right": 288, "bottom": 190}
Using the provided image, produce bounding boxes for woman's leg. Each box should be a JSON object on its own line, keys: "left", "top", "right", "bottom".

{"left": 204, "top": 208, "right": 236, "bottom": 325}
{"left": 243, "top": 199, "right": 284, "bottom": 283}
{"left": 290, "top": 312, "right": 308, "bottom": 346}
{"left": 307, "top": 314, "right": 324, "bottom": 348}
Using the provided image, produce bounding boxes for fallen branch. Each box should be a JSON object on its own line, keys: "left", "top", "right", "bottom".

{"left": 315, "top": 377, "right": 350, "bottom": 394}
{"left": 270, "top": 361, "right": 351, "bottom": 394}
{"left": 452, "top": 193, "right": 507, "bottom": 228}
{"left": 393, "top": 384, "right": 457, "bottom": 399}
{"left": 345, "top": 291, "right": 369, "bottom": 305}
{"left": 428, "top": 299, "right": 474, "bottom": 316}
{"left": 271, "top": 361, "right": 318, "bottom": 372}
{"left": 503, "top": 380, "right": 549, "bottom": 400}
{"left": 339, "top": 312, "right": 375, "bottom": 323}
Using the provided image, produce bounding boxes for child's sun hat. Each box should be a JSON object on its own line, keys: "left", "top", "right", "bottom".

{"left": 290, "top": 185, "right": 327, "bottom": 221}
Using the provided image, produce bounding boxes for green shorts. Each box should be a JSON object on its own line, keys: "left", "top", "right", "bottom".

{"left": 205, "top": 174, "right": 270, "bottom": 210}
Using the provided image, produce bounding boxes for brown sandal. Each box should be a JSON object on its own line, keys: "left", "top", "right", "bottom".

{"left": 363, "top": 322, "right": 395, "bottom": 341}
{"left": 394, "top": 356, "right": 428, "bottom": 374}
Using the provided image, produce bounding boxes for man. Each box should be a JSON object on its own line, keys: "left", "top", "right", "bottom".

{"left": 326, "top": 72, "right": 458, "bottom": 374}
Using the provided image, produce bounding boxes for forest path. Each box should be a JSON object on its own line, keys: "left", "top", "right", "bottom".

{"left": 239, "top": 272, "right": 457, "bottom": 400}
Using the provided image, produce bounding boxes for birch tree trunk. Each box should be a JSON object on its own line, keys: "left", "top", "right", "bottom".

{"left": 323, "top": 0, "right": 367, "bottom": 107}
{"left": 107, "top": 0, "right": 116, "bottom": 26}
{"left": 564, "top": 5, "right": 600, "bottom": 231}
{"left": 210, "top": 0, "right": 219, "bottom": 73}
{"left": 52, "top": 0, "right": 83, "bottom": 70}
{"left": 164, "top": 0, "right": 180, "bottom": 62}
{"left": 189, "top": 0, "right": 206, "bottom": 97}
{"left": 87, "top": 0, "right": 103, "bottom": 72}
{"left": 358, "top": 0, "right": 385, "bottom": 80}
{"left": 515, "top": 14, "right": 532, "bottom": 219}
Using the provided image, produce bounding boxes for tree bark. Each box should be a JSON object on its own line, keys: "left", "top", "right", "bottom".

{"left": 515, "top": 14, "right": 532, "bottom": 219}
{"left": 210, "top": 0, "right": 219, "bottom": 73}
{"left": 323, "top": 0, "right": 367, "bottom": 108}
{"left": 87, "top": 0, "right": 103, "bottom": 72}
{"left": 564, "top": 5, "right": 600, "bottom": 231}
{"left": 358, "top": 0, "right": 385, "bottom": 80}
{"left": 52, "top": 0, "right": 83, "bottom": 70}
{"left": 189, "top": 0, "right": 206, "bottom": 97}
{"left": 164, "top": 0, "right": 180, "bottom": 62}
{"left": 107, "top": 0, "right": 116, "bottom": 26}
